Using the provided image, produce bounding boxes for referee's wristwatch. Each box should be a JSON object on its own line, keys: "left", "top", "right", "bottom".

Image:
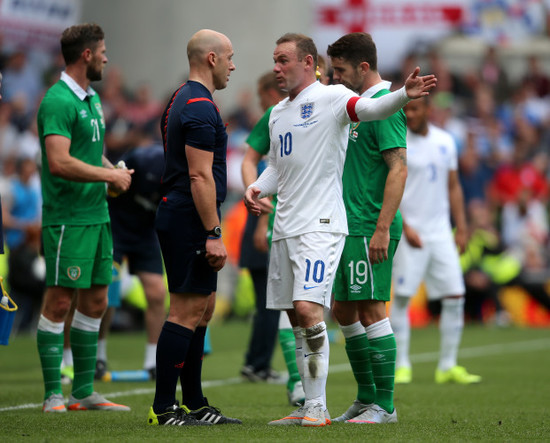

{"left": 206, "top": 226, "right": 222, "bottom": 239}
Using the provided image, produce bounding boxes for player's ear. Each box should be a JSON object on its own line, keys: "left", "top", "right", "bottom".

{"left": 207, "top": 51, "right": 216, "bottom": 68}
{"left": 359, "top": 61, "right": 370, "bottom": 75}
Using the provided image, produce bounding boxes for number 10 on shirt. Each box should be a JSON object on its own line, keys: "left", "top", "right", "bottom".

{"left": 279, "top": 132, "right": 292, "bottom": 157}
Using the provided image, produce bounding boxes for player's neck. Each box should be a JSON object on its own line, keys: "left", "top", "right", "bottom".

{"left": 188, "top": 68, "right": 215, "bottom": 94}
{"left": 359, "top": 73, "right": 383, "bottom": 96}
{"left": 65, "top": 65, "right": 91, "bottom": 92}
{"left": 288, "top": 78, "right": 316, "bottom": 101}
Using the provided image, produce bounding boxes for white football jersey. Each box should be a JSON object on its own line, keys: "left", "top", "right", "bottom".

{"left": 400, "top": 123, "right": 458, "bottom": 240}
{"left": 266, "top": 82, "right": 356, "bottom": 240}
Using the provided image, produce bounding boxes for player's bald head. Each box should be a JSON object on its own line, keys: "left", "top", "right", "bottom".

{"left": 187, "top": 29, "right": 230, "bottom": 64}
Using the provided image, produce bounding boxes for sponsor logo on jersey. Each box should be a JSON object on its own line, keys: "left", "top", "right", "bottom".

{"left": 67, "top": 266, "right": 81, "bottom": 281}
{"left": 301, "top": 102, "right": 314, "bottom": 119}
{"left": 79, "top": 110, "right": 88, "bottom": 119}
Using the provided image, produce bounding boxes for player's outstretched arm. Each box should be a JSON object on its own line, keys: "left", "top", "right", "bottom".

{"left": 404, "top": 67, "right": 437, "bottom": 99}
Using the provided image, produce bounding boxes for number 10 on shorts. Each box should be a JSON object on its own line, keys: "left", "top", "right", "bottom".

{"left": 305, "top": 259, "right": 325, "bottom": 284}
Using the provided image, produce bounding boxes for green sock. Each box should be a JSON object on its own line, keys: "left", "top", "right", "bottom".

{"left": 70, "top": 327, "right": 98, "bottom": 399}
{"left": 37, "top": 329, "right": 64, "bottom": 400}
{"left": 368, "top": 334, "right": 396, "bottom": 413}
{"left": 279, "top": 328, "right": 300, "bottom": 391}
{"left": 345, "top": 333, "right": 376, "bottom": 405}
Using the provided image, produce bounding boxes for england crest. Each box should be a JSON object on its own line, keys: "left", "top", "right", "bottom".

{"left": 300, "top": 102, "right": 314, "bottom": 119}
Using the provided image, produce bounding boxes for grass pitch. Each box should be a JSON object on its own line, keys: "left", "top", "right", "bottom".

{"left": 1, "top": 321, "right": 549, "bottom": 442}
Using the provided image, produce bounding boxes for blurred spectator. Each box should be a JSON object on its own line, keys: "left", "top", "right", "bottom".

{"left": 500, "top": 188, "right": 548, "bottom": 272}
{"left": 123, "top": 82, "right": 163, "bottom": 127}
{"left": 479, "top": 46, "right": 509, "bottom": 104}
{"left": 488, "top": 142, "right": 548, "bottom": 206}
{"left": 459, "top": 131, "right": 493, "bottom": 204}
{"left": 2, "top": 156, "right": 44, "bottom": 331}
{"left": 523, "top": 55, "right": 550, "bottom": 98}
{"left": 0, "top": 101, "right": 19, "bottom": 168}
{"left": 430, "top": 91, "right": 467, "bottom": 154}
{"left": 427, "top": 48, "right": 454, "bottom": 93}
{"left": 460, "top": 199, "right": 515, "bottom": 324}
{"left": 1, "top": 50, "right": 43, "bottom": 127}
{"left": 2, "top": 156, "right": 41, "bottom": 252}
{"left": 466, "top": 84, "right": 514, "bottom": 171}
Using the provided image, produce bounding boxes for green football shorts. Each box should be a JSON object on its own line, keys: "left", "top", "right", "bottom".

{"left": 43, "top": 223, "right": 113, "bottom": 288}
{"left": 333, "top": 236, "right": 399, "bottom": 302}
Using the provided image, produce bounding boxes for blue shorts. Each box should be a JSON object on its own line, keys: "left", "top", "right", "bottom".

{"left": 155, "top": 194, "right": 218, "bottom": 295}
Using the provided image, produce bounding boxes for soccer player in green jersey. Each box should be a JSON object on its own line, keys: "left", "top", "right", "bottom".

{"left": 327, "top": 33, "right": 408, "bottom": 424}
{"left": 36, "top": 23, "right": 133, "bottom": 413}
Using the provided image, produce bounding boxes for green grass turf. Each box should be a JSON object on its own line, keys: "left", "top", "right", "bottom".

{"left": 1, "top": 321, "right": 549, "bottom": 442}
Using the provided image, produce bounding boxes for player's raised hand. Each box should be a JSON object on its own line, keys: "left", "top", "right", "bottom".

{"left": 404, "top": 67, "right": 437, "bottom": 99}
{"left": 244, "top": 187, "right": 262, "bottom": 216}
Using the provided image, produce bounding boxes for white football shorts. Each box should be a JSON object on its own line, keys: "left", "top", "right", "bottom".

{"left": 267, "top": 231, "right": 345, "bottom": 310}
{"left": 392, "top": 233, "right": 465, "bottom": 299}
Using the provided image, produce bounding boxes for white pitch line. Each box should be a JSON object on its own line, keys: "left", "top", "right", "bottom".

{"left": 2, "top": 338, "right": 549, "bottom": 413}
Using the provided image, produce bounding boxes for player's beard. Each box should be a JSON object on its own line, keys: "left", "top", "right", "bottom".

{"left": 86, "top": 63, "right": 103, "bottom": 82}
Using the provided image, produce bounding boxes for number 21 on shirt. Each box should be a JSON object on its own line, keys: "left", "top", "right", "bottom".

{"left": 90, "top": 118, "right": 101, "bottom": 142}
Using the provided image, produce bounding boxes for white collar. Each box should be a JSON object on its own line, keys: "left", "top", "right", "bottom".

{"left": 60, "top": 71, "right": 96, "bottom": 101}
{"left": 362, "top": 80, "right": 392, "bottom": 98}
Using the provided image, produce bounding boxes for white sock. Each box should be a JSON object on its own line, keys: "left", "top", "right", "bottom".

{"left": 365, "top": 317, "right": 393, "bottom": 339}
{"left": 71, "top": 310, "right": 101, "bottom": 332}
{"left": 302, "top": 322, "right": 329, "bottom": 409}
{"left": 293, "top": 327, "right": 304, "bottom": 382}
{"left": 144, "top": 343, "right": 157, "bottom": 370}
{"left": 62, "top": 347, "right": 73, "bottom": 367}
{"left": 37, "top": 314, "right": 64, "bottom": 334}
{"left": 339, "top": 321, "right": 365, "bottom": 339}
{"left": 438, "top": 297, "right": 465, "bottom": 371}
{"left": 97, "top": 338, "right": 107, "bottom": 361}
{"left": 390, "top": 295, "right": 411, "bottom": 369}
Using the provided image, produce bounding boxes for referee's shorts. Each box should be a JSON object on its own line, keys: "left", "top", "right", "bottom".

{"left": 155, "top": 193, "right": 218, "bottom": 295}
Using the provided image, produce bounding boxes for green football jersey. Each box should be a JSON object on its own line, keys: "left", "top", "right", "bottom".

{"left": 37, "top": 76, "right": 109, "bottom": 226}
{"left": 247, "top": 106, "right": 277, "bottom": 246}
{"left": 343, "top": 88, "right": 406, "bottom": 239}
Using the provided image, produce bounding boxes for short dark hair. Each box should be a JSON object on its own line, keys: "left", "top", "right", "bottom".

{"left": 60, "top": 23, "right": 104, "bottom": 65}
{"left": 276, "top": 33, "right": 318, "bottom": 68}
{"left": 327, "top": 32, "right": 377, "bottom": 71}
{"left": 258, "top": 72, "right": 279, "bottom": 92}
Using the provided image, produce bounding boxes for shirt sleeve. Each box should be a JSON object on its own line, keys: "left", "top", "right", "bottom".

{"left": 182, "top": 100, "right": 219, "bottom": 151}
{"left": 39, "top": 96, "right": 75, "bottom": 139}
{"left": 246, "top": 107, "right": 272, "bottom": 155}
{"left": 250, "top": 164, "right": 278, "bottom": 198}
{"left": 350, "top": 86, "right": 410, "bottom": 122}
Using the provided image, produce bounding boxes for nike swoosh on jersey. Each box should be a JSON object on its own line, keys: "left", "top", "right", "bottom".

{"left": 303, "top": 285, "right": 319, "bottom": 290}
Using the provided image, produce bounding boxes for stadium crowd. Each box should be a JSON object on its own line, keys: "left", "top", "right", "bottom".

{"left": 1, "top": 37, "right": 550, "bottom": 333}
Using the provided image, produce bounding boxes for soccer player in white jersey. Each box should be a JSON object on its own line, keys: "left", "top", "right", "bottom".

{"left": 243, "top": 33, "right": 437, "bottom": 427}
{"left": 391, "top": 97, "right": 482, "bottom": 385}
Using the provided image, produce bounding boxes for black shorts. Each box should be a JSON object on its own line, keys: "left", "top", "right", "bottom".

{"left": 155, "top": 193, "right": 218, "bottom": 295}
{"left": 113, "top": 236, "right": 163, "bottom": 275}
